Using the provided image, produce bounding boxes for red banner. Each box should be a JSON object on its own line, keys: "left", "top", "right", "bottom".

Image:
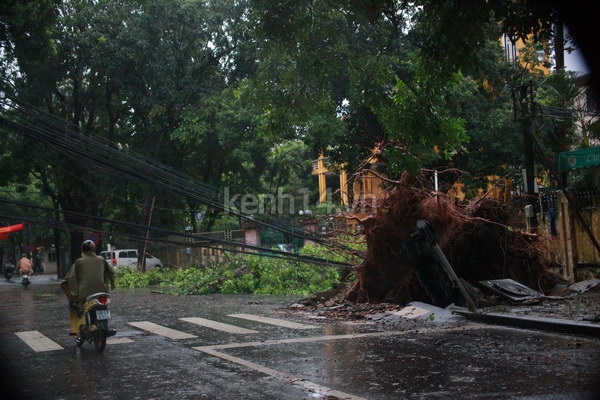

{"left": 0, "top": 223, "right": 23, "bottom": 240}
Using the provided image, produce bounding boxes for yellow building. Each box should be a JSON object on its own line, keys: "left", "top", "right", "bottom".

{"left": 312, "top": 152, "right": 384, "bottom": 208}
{"left": 311, "top": 154, "right": 350, "bottom": 206}
{"left": 312, "top": 151, "right": 383, "bottom": 231}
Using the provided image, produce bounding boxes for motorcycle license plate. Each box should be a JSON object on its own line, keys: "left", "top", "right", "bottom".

{"left": 96, "top": 309, "right": 111, "bottom": 320}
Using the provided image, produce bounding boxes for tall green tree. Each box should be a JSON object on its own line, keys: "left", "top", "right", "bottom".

{"left": 1, "top": 0, "right": 257, "bottom": 262}
{"left": 245, "top": 0, "right": 560, "bottom": 183}
{"left": 0, "top": 0, "right": 578, "bottom": 271}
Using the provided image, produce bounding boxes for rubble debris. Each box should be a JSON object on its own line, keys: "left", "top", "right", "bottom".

{"left": 566, "top": 279, "right": 600, "bottom": 294}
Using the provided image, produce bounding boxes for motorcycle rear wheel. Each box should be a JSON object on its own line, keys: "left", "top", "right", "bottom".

{"left": 93, "top": 329, "right": 106, "bottom": 353}
{"left": 75, "top": 326, "right": 85, "bottom": 346}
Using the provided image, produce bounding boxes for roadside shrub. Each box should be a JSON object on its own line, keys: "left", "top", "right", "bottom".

{"left": 114, "top": 241, "right": 360, "bottom": 295}
{"left": 174, "top": 262, "right": 234, "bottom": 295}
{"left": 114, "top": 267, "right": 150, "bottom": 288}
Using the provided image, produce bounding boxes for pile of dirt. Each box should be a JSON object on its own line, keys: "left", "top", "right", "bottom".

{"left": 340, "top": 173, "right": 561, "bottom": 306}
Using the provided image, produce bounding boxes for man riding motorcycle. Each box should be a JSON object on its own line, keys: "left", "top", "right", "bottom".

{"left": 61, "top": 240, "right": 116, "bottom": 336}
{"left": 17, "top": 254, "right": 34, "bottom": 277}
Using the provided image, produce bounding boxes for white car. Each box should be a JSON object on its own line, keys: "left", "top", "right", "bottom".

{"left": 100, "top": 249, "right": 164, "bottom": 271}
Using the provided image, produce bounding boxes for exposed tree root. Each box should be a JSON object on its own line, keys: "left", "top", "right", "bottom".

{"left": 343, "top": 174, "right": 560, "bottom": 305}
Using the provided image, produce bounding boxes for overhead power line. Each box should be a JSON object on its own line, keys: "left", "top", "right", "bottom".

{"left": 0, "top": 93, "right": 351, "bottom": 252}
{"left": 0, "top": 198, "right": 354, "bottom": 268}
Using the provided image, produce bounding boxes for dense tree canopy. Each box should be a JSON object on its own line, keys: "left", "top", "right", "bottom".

{"left": 0, "top": 0, "right": 591, "bottom": 265}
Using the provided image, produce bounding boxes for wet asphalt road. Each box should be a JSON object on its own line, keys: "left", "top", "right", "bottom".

{"left": 1, "top": 275, "right": 599, "bottom": 400}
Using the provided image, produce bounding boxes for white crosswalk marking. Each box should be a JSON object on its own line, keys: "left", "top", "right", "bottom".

{"left": 107, "top": 337, "right": 134, "bottom": 345}
{"left": 228, "top": 313, "right": 318, "bottom": 330}
{"left": 128, "top": 321, "right": 197, "bottom": 339}
{"left": 13, "top": 313, "right": 318, "bottom": 352}
{"left": 15, "top": 331, "right": 63, "bottom": 352}
{"left": 180, "top": 317, "right": 258, "bottom": 334}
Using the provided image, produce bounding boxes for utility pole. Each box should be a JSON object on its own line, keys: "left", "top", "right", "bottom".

{"left": 54, "top": 213, "right": 62, "bottom": 278}
{"left": 554, "top": 22, "right": 565, "bottom": 73}
{"left": 512, "top": 82, "right": 538, "bottom": 232}
{"left": 504, "top": 33, "right": 539, "bottom": 233}
{"left": 141, "top": 195, "right": 156, "bottom": 273}
{"left": 554, "top": 22, "right": 568, "bottom": 188}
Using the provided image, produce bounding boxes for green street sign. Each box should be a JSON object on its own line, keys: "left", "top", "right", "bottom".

{"left": 557, "top": 146, "right": 600, "bottom": 173}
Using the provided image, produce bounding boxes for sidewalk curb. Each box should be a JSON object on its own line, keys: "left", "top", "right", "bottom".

{"left": 452, "top": 308, "right": 600, "bottom": 337}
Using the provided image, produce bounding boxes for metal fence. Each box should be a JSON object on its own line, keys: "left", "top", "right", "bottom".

{"left": 540, "top": 189, "right": 600, "bottom": 212}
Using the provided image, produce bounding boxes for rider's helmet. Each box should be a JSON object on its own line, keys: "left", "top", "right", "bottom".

{"left": 82, "top": 240, "right": 96, "bottom": 252}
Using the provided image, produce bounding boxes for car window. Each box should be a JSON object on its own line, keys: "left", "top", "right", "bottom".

{"left": 118, "top": 251, "right": 128, "bottom": 259}
{"left": 127, "top": 250, "right": 137, "bottom": 258}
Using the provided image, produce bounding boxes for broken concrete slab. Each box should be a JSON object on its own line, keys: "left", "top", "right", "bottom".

{"left": 376, "top": 301, "right": 468, "bottom": 325}
{"left": 567, "top": 279, "right": 600, "bottom": 293}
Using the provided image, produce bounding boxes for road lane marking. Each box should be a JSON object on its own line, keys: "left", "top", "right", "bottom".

{"left": 180, "top": 317, "right": 258, "bottom": 334}
{"left": 128, "top": 321, "right": 197, "bottom": 339}
{"left": 197, "top": 347, "right": 366, "bottom": 400}
{"left": 193, "top": 325, "right": 487, "bottom": 400}
{"left": 196, "top": 331, "right": 407, "bottom": 351}
{"left": 15, "top": 331, "right": 63, "bottom": 352}
{"left": 198, "top": 325, "right": 487, "bottom": 352}
{"left": 228, "top": 313, "right": 318, "bottom": 329}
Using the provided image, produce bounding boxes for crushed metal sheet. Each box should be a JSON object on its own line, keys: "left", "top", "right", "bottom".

{"left": 479, "top": 279, "right": 544, "bottom": 302}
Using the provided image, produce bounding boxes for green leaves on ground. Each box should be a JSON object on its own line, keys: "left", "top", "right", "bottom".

{"left": 114, "top": 244, "right": 352, "bottom": 296}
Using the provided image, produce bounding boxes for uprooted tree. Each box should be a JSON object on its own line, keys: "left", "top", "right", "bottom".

{"left": 342, "top": 172, "right": 559, "bottom": 305}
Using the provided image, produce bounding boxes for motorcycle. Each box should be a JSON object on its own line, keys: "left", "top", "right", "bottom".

{"left": 21, "top": 273, "right": 31, "bottom": 288}
{"left": 3, "top": 263, "right": 15, "bottom": 282}
{"left": 75, "top": 292, "right": 116, "bottom": 352}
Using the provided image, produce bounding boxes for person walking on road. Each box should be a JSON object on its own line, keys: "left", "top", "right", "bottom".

{"left": 17, "top": 254, "right": 33, "bottom": 277}
{"left": 61, "top": 240, "right": 115, "bottom": 335}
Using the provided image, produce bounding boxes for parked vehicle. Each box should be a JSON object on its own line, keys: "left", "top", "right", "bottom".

{"left": 3, "top": 263, "right": 15, "bottom": 282}
{"left": 100, "top": 249, "right": 164, "bottom": 271}
{"left": 75, "top": 292, "right": 115, "bottom": 352}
